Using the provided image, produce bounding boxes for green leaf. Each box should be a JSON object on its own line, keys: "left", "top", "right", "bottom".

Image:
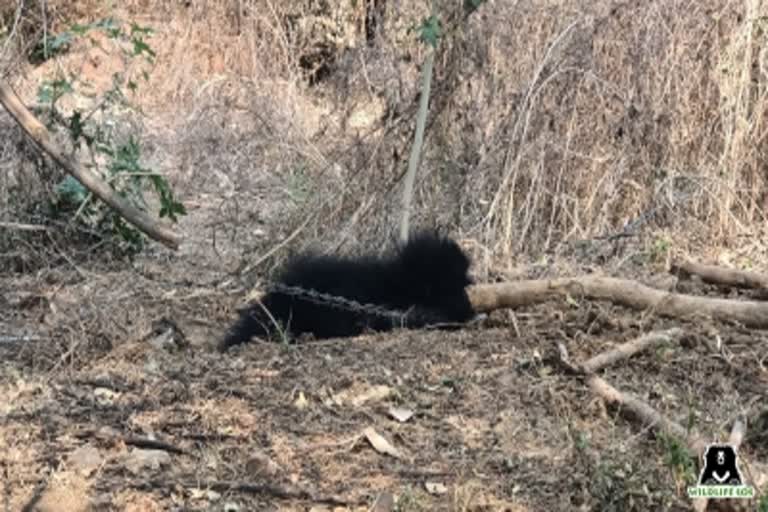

{"left": 109, "top": 136, "right": 145, "bottom": 175}
{"left": 37, "top": 79, "right": 73, "bottom": 105}
{"left": 48, "top": 32, "right": 74, "bottom": 51}
{"left": 94, "top": 18, "right": 119, "bottom": 31}
{"left": 132, "top": 38, "right": 156, "bottom": 58}
{"left": 130, "top": 22, "right": 154, "bottom": 36}
{"left": 32, "top": 32, "right": 73, "bottom": 62}
{"left": 95, "top": 143, "right": 115, "bottom": 157}
{"left": 417, "top": 15, "right": 441, "bottom": 49}
{"left": 55, "top": 175, "right": 88, "bottom": 205}
{"left": 37, "top": 85, "right": 53, "bottom": 104}
{"left": 52, "top": 79, "right": 73, "bottom": 94}
{"left": 68, "top": 110, "right": 85, "bottom": 142}
{"left": 69, "top": 23, "right": 90, "bottom": 35}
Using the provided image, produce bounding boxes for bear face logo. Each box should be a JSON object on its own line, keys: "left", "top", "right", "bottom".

{"left": 698, "top": 444, "right": 743, "bottom": 486}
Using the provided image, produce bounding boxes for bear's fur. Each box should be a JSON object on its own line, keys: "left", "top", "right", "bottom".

{"left": 219, "top": 231, "right": 476, "bottom": 350}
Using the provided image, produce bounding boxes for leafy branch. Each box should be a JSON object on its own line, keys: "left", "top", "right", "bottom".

{"left": 17, "top": 17, "right": 186, "bottom": 252}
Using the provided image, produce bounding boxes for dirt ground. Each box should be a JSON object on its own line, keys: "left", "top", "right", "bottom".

{"left": 2, "top": 254, "right": 767, "bottom": 511}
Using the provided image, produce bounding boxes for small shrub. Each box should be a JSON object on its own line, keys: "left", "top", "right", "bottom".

{"left": 34, "top": 17, "right": 185, "bottom": 255}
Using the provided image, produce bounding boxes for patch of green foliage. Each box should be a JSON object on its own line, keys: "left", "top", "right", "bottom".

{"left": 35, "top": 17, "right": 185, "bottom": 254}
{"left": 647, "top": 235, "right": 672, "bottom": 264}
{"left": 394, "top": 486, "right": 426, "bottom": 512}
{"left": 658, "top": 432, "right": 697, "bottom": 487}
{"left": 417, "top": 15, "right": 441, "bottom": 49}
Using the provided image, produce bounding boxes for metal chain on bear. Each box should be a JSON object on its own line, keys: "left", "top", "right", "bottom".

{"left": 267, "top": 282, "right": 411, "bottom": 324}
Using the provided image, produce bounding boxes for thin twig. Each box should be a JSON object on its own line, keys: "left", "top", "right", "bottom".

{"left": 137, "top": 479, "right": 359, "bottom": 507}
{"left": 0, "top": 222, "right": 48, "bottom": 232}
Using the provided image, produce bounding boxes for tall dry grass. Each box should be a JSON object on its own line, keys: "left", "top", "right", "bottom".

{"left": 3, "top": 0, "right": 768, "bottom": 275}
{"left": 444, "top": 0, "right": 768, "bottom": 267}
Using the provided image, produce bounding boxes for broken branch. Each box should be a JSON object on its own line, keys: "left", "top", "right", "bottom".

{"left": 586, "top": 374, "right": 707, "bottom": 453}
{"left": 582, "top": 328, "right": 684, "bottom": 373}
{"left": 0, "top": 221, "right": 48, "bottom": 232}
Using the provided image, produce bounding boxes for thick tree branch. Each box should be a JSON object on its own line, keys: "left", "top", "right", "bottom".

{"left": 468, "top": 275, "right": 768, "bottom": 328}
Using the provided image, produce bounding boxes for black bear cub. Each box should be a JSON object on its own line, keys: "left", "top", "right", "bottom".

{"left": 219, "top": 231, "right": 476, "bottom": 350}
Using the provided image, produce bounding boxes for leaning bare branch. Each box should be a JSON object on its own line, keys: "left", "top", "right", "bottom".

{"left": 0, "top": 80, "right": 182, "bottom": 250}
{"left": 555, "top": 340, "right": 706, "bottom": 454}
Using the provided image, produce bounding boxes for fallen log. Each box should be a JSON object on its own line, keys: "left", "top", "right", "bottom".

{"left": 468, "top": 275, "right": 768, "bottom": 328}
{"left": 672, "top": 260, "right": 768, "bottom": 291}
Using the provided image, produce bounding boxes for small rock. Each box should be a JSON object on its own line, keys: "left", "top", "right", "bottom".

{"left": 387, "top": 407, "right": 415, "bottom": 423}
{"left": 93, "top": 387, "right": 118, "bottom": 406}
{"left": 245, "top": 450, "right": 281, "bottom": 477}
{"left": 123, "top": 449, "right": 171, "bottom": 475}
{"left": 424, "top": 481, "right": 448, "bottom": 495}
{"left": 294, "top": 391, "right": 309, "bottom": 410}
{"left": 68, "top": 445, "right": 103, "bottom": 476}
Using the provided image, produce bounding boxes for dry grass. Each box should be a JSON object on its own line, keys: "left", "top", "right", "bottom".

{"left": 164, "top": 0, "right": 768, "bottom": 275}
{"left": 445, "top": 0, "right": 768, "bottom": 268}
{"left": 6, "top": 0, "right": 767, "bottom": 271}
